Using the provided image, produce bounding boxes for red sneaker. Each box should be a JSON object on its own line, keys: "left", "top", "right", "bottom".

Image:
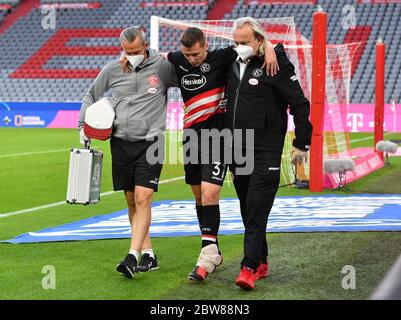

{"left": 255, "top": 262, "right": 269, "bottom": 280}
{"left": 235, "top": 267, "right": 256, "bottom": 290}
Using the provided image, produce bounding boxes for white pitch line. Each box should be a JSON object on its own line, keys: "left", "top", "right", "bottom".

{"left": 0, "top": 149, "right": 70, "bottom": 158}
{"left": 0, "top": 133, "right": 393, "bottom": 158}
{"left": 0, "top": 133, "right": 394, "bottom": 217}
{"left": 350, "top": 132, "right": 391, "bottom": 144}
{"left": 0, "top": 176, "right": 185, "bottom": 218}
{"left": 0, "top": 147, "right": 98, "bottom": 159}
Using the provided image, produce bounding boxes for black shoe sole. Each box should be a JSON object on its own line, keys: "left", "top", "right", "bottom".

{"left": 116, "top": 263, "right": 134, "bottom": 279}
{"left": 188, "top": 269, "right": 207, "bottom": 283}
{"left": 188, "top": 274, "right": 204, "bottom": 283}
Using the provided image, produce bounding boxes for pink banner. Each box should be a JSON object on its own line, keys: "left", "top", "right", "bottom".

{"left": 245, "top": 0, "right": 316, "bottom": 4}
{"left": 166, "top": 102, "right": 184, "bottom": 130}
{"left": 166, "top": 102, "right": 401, "bottom": 132}
{"left": 28, "top": 102, "right": 401, "bottom": 132}
{"left": 340, "top": 103, "right": 401, "bottom": 133}
{"left": 287, "top": 103, "right": 401, "bottom": 133}
{"left": 324, "top": 151, "right": 385, "bottom": 188}
{"left": 139, "top": 1, "right": 208, "bottom": 8}
{"left": 357, "top": 0, "right": 401, "bottom": 3}
{"left": 47, "top": 111, "right": 80, "bottom": 128}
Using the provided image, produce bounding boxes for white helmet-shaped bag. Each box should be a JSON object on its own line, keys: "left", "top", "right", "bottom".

{"left": 84, "top": 98, "right": 115, "bottom": 141}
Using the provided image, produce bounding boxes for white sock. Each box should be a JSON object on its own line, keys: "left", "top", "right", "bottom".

{"left": 129, "top": 249, "right": 139, "bottom": 261}
{"left": 141, "top": 249, "right": 155, "bottom": 259}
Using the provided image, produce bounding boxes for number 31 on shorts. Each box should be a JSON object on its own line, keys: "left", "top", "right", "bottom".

{"left": 212, "top": 162, "right": 226, "bottom": 180}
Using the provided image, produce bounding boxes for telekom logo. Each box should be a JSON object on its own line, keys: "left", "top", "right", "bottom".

{"left": 347, "top": 113, "right": 364, "bottom": 132}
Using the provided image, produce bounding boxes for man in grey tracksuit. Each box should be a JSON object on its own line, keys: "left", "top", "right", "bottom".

{"left": 78, "top": 27, "right": 177, "bottom": 279}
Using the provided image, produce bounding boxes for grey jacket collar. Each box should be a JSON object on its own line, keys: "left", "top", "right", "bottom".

{"left": 136, "top": 48, "right": 160, "bottom": 71}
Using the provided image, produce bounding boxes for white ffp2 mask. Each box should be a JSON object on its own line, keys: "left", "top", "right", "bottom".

{"left": 235, "top": 45, "right": 254, "bottom": 61}
{"left": 126, "top": 54, "right": 144, "bottom": 70}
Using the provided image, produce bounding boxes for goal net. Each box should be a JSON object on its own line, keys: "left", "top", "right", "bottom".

{"left": 150, "top": 15, "right": 377, "bottom": 188}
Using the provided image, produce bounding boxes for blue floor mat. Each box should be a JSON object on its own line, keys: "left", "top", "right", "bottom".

{"left": 3, "top": 194, "right": 401, "bottom": 244}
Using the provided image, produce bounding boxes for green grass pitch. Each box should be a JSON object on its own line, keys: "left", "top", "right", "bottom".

{"left": 0, "top": 128, "right": 401, "bottom": 300}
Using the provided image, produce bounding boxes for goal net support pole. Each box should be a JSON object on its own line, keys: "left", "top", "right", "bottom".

{"left": 150, "top": 16, "right": 160, "bottom": 51}
{"left": 375, "top": 38, "right": 385, "bottom": 162}
{"left": 309, "top": 8, "right": 327, "bottom": 192}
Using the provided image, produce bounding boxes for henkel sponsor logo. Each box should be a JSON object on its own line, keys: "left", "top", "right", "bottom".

{"left": 181, "top": 74, "right": 206, "bottom": 91}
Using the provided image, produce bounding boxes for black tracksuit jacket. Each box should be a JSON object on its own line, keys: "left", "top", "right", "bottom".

{"left": 225, "top": 43, "right": 313, "bottom": 153}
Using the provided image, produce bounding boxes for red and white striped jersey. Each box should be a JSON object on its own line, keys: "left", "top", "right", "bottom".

{"left": 167, "top": 47, "right": 237, "bottom": 130}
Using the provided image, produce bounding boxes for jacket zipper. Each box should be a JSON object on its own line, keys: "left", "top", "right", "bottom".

{"left": 232, "top": 62, "right": 250, "bottom": 146}
{"left": 126, "top": 72, "right": 138, "bottom": 141}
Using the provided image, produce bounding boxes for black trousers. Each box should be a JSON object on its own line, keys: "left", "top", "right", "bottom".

{"left": 230, "top": 150, "right": 281, "bottom": 270}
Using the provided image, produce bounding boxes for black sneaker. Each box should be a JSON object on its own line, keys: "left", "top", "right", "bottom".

{"left": 116, "top": 254, "right": 137, "bottom": 279}
{"left": 188, "top": 266, "right": 208, "bottom": 283}
{"left": 136, "top": 253, "right": 159, "bottom": 272}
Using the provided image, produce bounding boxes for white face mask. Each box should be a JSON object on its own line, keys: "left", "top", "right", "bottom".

{"left": 126, "top": 54, "right": 144, "bottom": 70}
{"left": 235, "top": 44, "right": 254, "bottom": 61}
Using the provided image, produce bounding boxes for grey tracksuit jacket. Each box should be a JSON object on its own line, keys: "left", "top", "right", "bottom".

{"left": 78, "top": 49, "right": 178, "bottom": 141}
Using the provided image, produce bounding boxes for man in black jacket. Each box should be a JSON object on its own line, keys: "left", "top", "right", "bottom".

{"left": 225, "top": 17, "right": 313, "bottom": 290}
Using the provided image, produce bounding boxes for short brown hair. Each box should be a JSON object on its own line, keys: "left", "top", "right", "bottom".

{"left": 180, "top": 27, "right": 206, "bottom": 48}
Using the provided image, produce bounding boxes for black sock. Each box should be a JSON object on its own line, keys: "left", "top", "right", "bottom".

{"left": 201, "top": 205, "right": 220, "bottom": 248}
{"left": 196, "top": 205, "right": 203, "bottom": 232}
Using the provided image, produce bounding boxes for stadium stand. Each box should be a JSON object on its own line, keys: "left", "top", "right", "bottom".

{"left": 0, "top": 0, "right": 20, "bottom": 28}
{"left": 0, "top": 0, "right": 400, "bottom": 103}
